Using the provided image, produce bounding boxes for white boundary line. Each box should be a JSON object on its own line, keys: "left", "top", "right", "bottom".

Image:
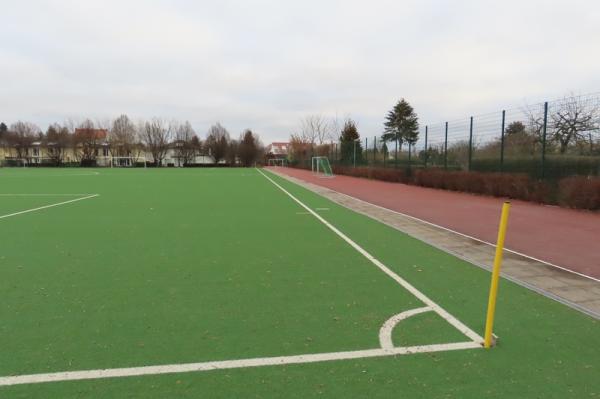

{"left": 0, "top": 172, "right": 100, "bottom": 177}
{"left": 0, "top": 341, "right": 480, "bottom": 387}
{"left": 257, "top": 169, "right": 483, "bottom": 343}
{"left": 0, "top": 194, "right": 97, "bottom": 196}
{"left": 0, "top": 173, "right": 483, "bottom": 387}
{"left": 275, "top": 171, "right": 600, "bottom": 283}
{"left": 273, "top": 174, "right": 600, "bottom": 319}
{"left": 0, "top": 194, "right": 99, "bottom": 220}
{"left": 379, "top": 307, "right": 432, "bottom": 349}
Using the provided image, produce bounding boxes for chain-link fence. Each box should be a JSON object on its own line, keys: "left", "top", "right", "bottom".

{"left": 329, "top": 93, "right": 600, "bottom": 180}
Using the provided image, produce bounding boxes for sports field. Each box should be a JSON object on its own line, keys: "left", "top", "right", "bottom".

{"left": 0, "top": 167, "right": 598, "bottom": 398}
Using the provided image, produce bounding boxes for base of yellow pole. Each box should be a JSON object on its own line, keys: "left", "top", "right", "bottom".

{"left": 485, "top": 333, "right": 499, "bottom": 347}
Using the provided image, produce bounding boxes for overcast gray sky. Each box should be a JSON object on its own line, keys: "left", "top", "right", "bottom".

{"left": 2, "top": 0, "right": 600, "bottom": 142}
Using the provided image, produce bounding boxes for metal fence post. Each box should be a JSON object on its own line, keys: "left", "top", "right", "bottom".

{"left": 333, "top": 143, "right": 336, "bottom": 165}
{"left": 541, "top": 101, "right": 548, "bottom": 179}
{"left": 468, "top": 116, "right": 473, "bottom": 171}
{"left": 395, "top": 139, "right": 398, "bottom": 168}
{"left": 500, "top": 110, "right": 506, "bottom": 172}
{"left": 424, "top": 126, "right": 428, "bottom": 168}
{"left": 444, "top": 122, "right": 448, "bottom": 170}
{"left": 365, "top": 137, "right": 368, "bottom": 166}
{"left": 373, "top": 136, "right": 376, "bottom": 165}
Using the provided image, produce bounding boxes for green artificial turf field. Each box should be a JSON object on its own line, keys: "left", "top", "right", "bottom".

{"left": 0, "top": 167, "right": 598, "bottom": 398}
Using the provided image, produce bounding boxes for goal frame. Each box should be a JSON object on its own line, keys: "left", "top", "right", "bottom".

{"left": 1, "top": 157, "right": 32, "bottom": 167}
{"left": 311, "top": 156, "right": 334, "bottom": 178}
{"left": 110, "top": 156, "right": 147, "bottom": 168}
{"left": 267, "top": 158, "right": 287, "bottom": 167}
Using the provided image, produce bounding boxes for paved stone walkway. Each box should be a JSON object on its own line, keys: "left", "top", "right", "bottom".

{"left": 270, "top": 169, "right": 600, "bottom": 319}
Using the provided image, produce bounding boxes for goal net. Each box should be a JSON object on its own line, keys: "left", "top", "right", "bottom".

{"left": 110, "top": 156, "right": 147, "bottom": 168}
{"left": 1, "top": 158, "right": 27, "bottom": 167}
{"left": 311, "top": 157, "right": 334, "bottom": 178}
{"left": 268, "top": 158, "right": 287, "bottom": 167}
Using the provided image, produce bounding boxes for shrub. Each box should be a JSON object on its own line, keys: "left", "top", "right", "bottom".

{"left": 332, "top": 166, "right": 407, "bottom": 183}
{"left": 408, "top": 169, "right": 543, "bottom": 202}
{"left": 471, "top": 155, "right": 600, "bottom": 180}
{"left": 292, "top": 163, "right": 600, "bottom": 210}
{"left": 558, "top": 177, "right": 600, "bottom": 210}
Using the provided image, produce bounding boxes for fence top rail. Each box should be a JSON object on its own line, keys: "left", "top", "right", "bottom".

{"left": 422, "top": 91, "right": 600, "bottom": 129}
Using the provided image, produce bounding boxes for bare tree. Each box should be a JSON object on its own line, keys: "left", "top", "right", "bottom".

{"left": 524, "top": 105, "right": 546, "bottom": 146}
{"left": 550, "top": 96, "right": 600, "bottom": 154}
{"left": 45, "top": 123, "right": 71, "bottom": 165}
{"left": 225, "top": 139, "right": 239, "bottom": 166}
{"left": 7, "top": 121, "right": 39, "bottom": 162}
{"left": 141, "top": 118, "right": 172, "bottom": 166}
{"left": 205, "top": 123, "right": 230, "bottom": 164}
{"left": 174, "top": 121, "right": 198, "bottom": 166}
{"left": 298, "top": 115, "right": 332, "bottom": 145}
{"left": 73, "top": 119, "right": 105, "bottom": 166}
{"left": 288, "top": 133, "right": 311, "bottom": 165}
{"left": 109, "top": 115, "right": 138, "bottom": 158}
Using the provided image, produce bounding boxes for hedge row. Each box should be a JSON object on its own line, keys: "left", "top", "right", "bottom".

{"left": 558, "top": 177, "right": 600, "bottom": 210}
{"left": 327, "top": 166, "right": 600, "bottom": 210}
{"left": 332, "top": 166, "right": 409, "bottom": 183}
{"left": 415, "top": 169, "right": 559, "bottom": 204}
{"left": 471, "top": 155, "right": 600, "bottom": 180}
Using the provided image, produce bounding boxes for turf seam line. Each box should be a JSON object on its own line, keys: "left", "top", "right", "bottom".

{"left": 257, "top": 168, "right": 484, "bottom": 344}
{"left": 0, "top": 194, "right": 100, "bottom": 220}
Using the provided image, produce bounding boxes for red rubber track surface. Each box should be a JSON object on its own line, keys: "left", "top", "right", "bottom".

{"left": 270, "top": 167, "right": 600, "bottom": 280}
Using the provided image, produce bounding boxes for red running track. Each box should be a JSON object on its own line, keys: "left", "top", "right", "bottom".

{"left": 270, "top": 167, "right": 600, "bottom": 280}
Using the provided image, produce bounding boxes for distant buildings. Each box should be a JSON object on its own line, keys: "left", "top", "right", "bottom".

{"left": 265, "top": 142, "right": 289, "bottom": 160}
{"left": 0, "top": 128, "right": 215, "bottom": 167}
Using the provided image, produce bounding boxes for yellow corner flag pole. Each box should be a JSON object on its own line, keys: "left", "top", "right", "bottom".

{"left": 484, "top": 201, "right": 511, "bottom": 349}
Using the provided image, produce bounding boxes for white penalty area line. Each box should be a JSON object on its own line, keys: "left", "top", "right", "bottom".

{"left": 257, "top": 169, "right": 484, "bottom": 344}
{"left": 0, "top": 194, "right": 99, "bottom": 220}
{"left": 0, "top": 341, "right": 480, "bottom": 387}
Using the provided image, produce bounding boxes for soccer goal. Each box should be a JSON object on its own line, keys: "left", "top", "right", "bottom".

{"left": 110, "top": 156, "right": 147, "bottom": 168}
{"left": 268, "top": 158, "right": 287, "bottom": 167}
{"left": 311, "top": 156, "right": 334, "bottom": 178}
{"left": 29, "top": 157, "right": 59, "bottom": 166}
{"left": 1, "top": 158, "right": 28, "bottom": 167}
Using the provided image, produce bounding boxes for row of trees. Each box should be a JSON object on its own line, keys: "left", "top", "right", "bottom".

{"left": 422, "top": 96, "right": 600, "bottom": 170}
{"left": 522, "top": 97, "right": 600, "bottom": 155}
{"left": 287, "top": 94, "right": 600, "bottom": 169}
{"left": 287, "top": 98, "right": 419, "bottom": 165}
{"left": 0, "top": 117, "right": 264, "bottom": 167}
